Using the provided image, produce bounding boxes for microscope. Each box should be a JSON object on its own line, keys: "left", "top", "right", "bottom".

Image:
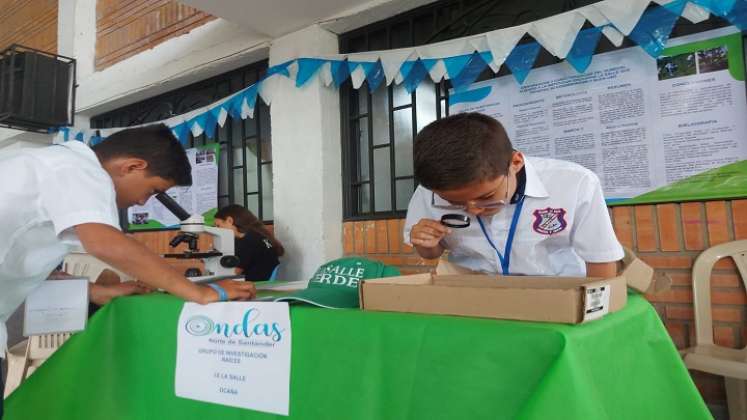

{"left": 155, "top": 193, "right": 240, "bottom": 282}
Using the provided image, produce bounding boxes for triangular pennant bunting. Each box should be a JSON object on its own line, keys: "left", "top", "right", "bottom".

{"left": 566, "top": 27, "right": 603, "bottom": 73}
{"left": 505, "top": 42, "right": 542, "bottom": 84}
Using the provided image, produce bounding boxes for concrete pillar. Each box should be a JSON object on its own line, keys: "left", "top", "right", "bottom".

{"left": 58, "top": 0, "right": 97, "bottom": 81}
{"left": 269, "top": 25, "right": 342, "bottom": 281}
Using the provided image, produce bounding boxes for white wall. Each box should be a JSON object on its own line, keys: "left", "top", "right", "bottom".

{"left": 0, "top": 128, "right": 51, "bottom": 150}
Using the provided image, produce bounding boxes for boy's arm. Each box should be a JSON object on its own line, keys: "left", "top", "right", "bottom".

{"left": 585, "top": 261, "right": 617, "bottom": 278}
{"left": 75, "top": 223, "right": 255, "bottom": 304}
{"left": 89, "top": 282, "right": 152, "bottom": 305}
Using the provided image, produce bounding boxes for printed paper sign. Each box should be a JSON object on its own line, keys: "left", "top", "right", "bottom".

{"left": 583, "top": 284, "right": 611, "bottom": 322}
{"left": 175, "top": 302, "right": 291, "bottom": 415}
{"left": 128, "top": 143, "right": 219, "bottom": 230}
{"left": 23, "top": 279, "right": 89, "bottom": 336}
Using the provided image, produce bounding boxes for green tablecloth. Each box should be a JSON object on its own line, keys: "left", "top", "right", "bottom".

{"left": 5, "top": 293, "right": 710, "bottom": 420}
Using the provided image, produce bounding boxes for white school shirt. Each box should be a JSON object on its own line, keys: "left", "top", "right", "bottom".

{"left": 404, "top": 156, "right": 624, "bottom": 277}
{"left": 0, "top": 141, "right": 120, "bottom": 355}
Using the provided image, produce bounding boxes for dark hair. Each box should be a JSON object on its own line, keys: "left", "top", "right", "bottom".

{"left": 414, "top": 113, "right": 513, "bottom": 190}
{"left": 214, "top": 205, "right": 285, "bottom": 257}
{"left": 92, "top": 124, "right": 192, "bottom": 186}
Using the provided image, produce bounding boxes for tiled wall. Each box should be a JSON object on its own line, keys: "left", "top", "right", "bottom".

{"left": 96, "top": 0, "right": 215, "bottom": 70}
{"left": 0, "top": 0, "right": 57, "bottom": 53}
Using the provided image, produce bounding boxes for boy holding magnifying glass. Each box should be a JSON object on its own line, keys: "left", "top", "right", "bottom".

{"left": 404, "top": 112, "right": 623, "bottom": 278}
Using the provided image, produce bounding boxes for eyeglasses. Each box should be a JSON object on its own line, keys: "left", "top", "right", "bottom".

{"left": 431, "top": 174, "right": 510, "bottom": 211}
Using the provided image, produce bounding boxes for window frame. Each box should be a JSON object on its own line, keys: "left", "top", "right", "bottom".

{"left": 91, "top": 60, "right": 275, "bottom": 229}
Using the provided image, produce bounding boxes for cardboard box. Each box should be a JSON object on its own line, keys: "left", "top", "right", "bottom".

{"left": 359, "top": 249, "right": 657, "bottom": 324}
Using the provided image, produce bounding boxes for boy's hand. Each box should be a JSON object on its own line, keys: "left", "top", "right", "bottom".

{"left": 410, "top": 218, "right": 450, "bottom": 249}
{"left": 205, "top": 280, "right": 257, "bottom": 302}
{"left": 410, "top": 219, "right": 449, "bottom": 260}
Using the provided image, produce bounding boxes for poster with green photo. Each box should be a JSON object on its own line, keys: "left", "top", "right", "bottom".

{"left": 127, "top": 143, "right": 220, "bottom": 230}
{"left": 614, "top": 31, "right": 747, "bottom": 205}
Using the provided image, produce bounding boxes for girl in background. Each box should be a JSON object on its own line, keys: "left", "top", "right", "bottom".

{"left": 214, "top": 205, "right": 284, "bottom": 281}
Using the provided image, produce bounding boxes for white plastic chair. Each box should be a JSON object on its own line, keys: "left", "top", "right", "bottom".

{"left": 62, "top": 252, "right": 133, "bottom": 283}
{"left": 682, "top": 239, "right": 747, "bottom": 420}
{"left": 4, "top": 333, "right": 71, "bottom": 397}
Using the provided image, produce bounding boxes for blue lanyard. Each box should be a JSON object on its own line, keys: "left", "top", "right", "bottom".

{"left": 476, "top": 197, "right": 525, "bottom": 275}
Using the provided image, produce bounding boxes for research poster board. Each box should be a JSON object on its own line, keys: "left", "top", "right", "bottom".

{"left": 449, "top": 27, "right": 747, "bottom": 203}
{"left": 127, "top": 143, "right": 219, "bottom": 230}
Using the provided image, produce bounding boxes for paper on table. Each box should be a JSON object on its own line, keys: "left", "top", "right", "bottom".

{"left": 23, "top": 278, "right": 89, "bottom": 336}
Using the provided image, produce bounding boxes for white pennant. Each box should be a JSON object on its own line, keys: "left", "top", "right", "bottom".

{"left": 374, "top": 49, "right": 413, "bottom": 86}
{"left": 240, "top": 97, "right": 254, "bottom": 120}
{"left": 602, "top": 26, "right": 625, "bottom": 47}
{"left": 394, "top": 71, "right": 405, "bottom": 85}
{"left": 468, "top": 36, "right": 500, "bottom": 72}
{"left": 286, "top": 61, "right": 299, "bottom": 82}
{"left": 578, "top": 5, "right": 625, "bottom": 46}
{"left": 216, "top": 107, "right": 228, "bottom": 127}
{"left": 190, "top": 120, "right": 204, "bottom": 138}
{"left": 681, "top": 2, "right": 710, "bottom": 23}
{"left": 428, "top": 60, "right": 447, "bottom": 83}
{"left": 258, "top": 75, "right": 281, "bottom": 106}
{"left": 486, "top": 24, "right": 529, "bottom": 69}
{"left": 528, "top": 11, "right": 587, "bottom": 59}
{"left": 319, "top": 61, "right": 333, "bottom": 86}
{"left": 593, "top": 0, "right": 651, "bottom": 35}
{"left": 350, "top": 64, "right": 367, "bottom": 89}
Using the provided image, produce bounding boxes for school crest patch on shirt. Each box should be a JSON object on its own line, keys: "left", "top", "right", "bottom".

{"left": 532, "top": 207, "right": 567, "bottom": 235}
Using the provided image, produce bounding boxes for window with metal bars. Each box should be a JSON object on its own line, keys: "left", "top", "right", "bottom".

{"left": 91, "top": 60, "right": 274, "bottom": 227}
{"left": 339, "top": 0, "right": 732, "bottom": 220}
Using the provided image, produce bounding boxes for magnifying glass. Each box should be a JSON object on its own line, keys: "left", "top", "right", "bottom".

{"left": 440, "top": 214, "right": 470, "bottom": 228}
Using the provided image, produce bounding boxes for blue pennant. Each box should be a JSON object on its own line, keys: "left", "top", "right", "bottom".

{"left": 566, "top": 27, "right": 603, "bottom": 73}
{"left": 402, "top": 59, "right": 431, "bottom": 93}
{"left": 60, "top": 127, "right": 70, "bottom": 142}
{"left": 209, "top": 105, "right": 224, "bottom": 123}
{"left": 628, "top": 0, "right": 686, "bottom": 58}
{"left": 451, "top": 52, "right": 489, "bottom": 92}
{"left": 364, "top": 60, "right": 385, "bottom": 92}
{"left": 692, "top": 0, "right": 737, "bottom": 17}
{"left": 296, "top": 58, "right": 326, "bottom": 87}
{"left": 245, "top": 84, "right": 259, "bottom": 109}
{"left": 171, "top": 123, "right": 190, "bottom": 146}
{"left": 479, "top": 51, "right": 493, "bottom": 66}
{"left": 331, "top": 60, "right": 350, "bottom": 87}
{"left": 225, "top": 93, "right": 244, "bottom": 120}
{"left": 74, "top": 131, "right": 84, "bottom": 142}
{"left": 443, "top": 54, "right": 473, "bottom": 81}
{"left": 203, "top": 110, "right": 218, "bottom": 139}
{"left": 724, "top": 0, "right": 747, "bottom": 30}
{"left": 90, "top": 135, "right": 102, "bottom": 146}
{"left": 505, "top": 42, "right": 541, "bottom": 84}
{"left": 265, "top": 60, "right": 292, "bottom": 79}
{"left": 399, "top": 60, "right": 417, "bottom": 81}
